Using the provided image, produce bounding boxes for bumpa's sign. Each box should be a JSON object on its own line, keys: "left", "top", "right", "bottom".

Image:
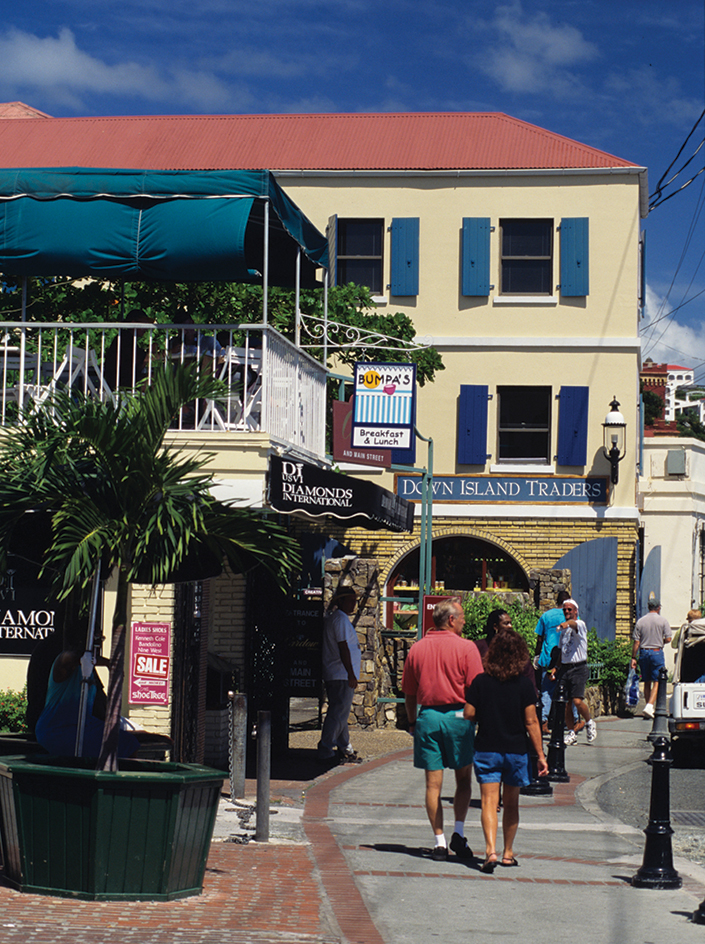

{"left": 268, "top": 455, "right": 414, "bottom": 532}
{"left": 352, "top": 362, "right": 416, "bottom": 451}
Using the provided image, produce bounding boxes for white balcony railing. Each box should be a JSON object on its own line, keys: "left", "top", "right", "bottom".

{"left": 0, "top": 322, "right": 327, "bottom": 457}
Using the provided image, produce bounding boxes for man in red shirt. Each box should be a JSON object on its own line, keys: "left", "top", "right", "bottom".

{"left": 402, "top": 598, "right": 483, "bottom": 861}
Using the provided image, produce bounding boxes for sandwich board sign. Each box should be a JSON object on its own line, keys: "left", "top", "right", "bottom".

{"left": 129, "top": 621, "right": 171, "bottom": 706}
{"left": 352, "top": 362, "right": 416, "bottom": 451}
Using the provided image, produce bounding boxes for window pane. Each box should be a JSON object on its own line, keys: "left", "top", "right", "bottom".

{"left": 502, "top": 220, "right": 552, "bottom": 257}
{"left": 499, "top": 387, "right": 550, "bottom": 426}
{"left": 498, "top": 386, "right": 551, "bottom": 461}
{"left": 338, "top": 220, "right": 383, "bottom": 256}
{"left": 338, "top": 258, "right": 382, "bottom": 294}
{"left": 502, "top": 260, "right": 552, "bottom": 294}
{"left": 499, "top": 430, "right": 550, "bottom": 460}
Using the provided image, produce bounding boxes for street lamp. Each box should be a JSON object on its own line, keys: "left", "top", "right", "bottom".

{"left": 602, "top": 396, "right": 627, "bottom": 485}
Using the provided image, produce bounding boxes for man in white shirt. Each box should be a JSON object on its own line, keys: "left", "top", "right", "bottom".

{"left": 558, "top": 599, "right": 597, "bottom": 746}
{"left": 317, "top": 586, "right": 362, "bottom": 764}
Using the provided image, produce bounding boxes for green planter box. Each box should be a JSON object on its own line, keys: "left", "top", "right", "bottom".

{"left": 0, "top": 734, "right": 44, "bottom": 756}
{"left": 0, "top": 754, "right": 224, "bottom": 900}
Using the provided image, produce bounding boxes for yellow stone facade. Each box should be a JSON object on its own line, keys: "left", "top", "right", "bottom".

{"left": 298, "top": 516, "right": 638, "bottom": 639}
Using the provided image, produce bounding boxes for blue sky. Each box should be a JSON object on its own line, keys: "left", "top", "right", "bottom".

{"left": 0, "top": 0, "right": 703, "bottom": 375}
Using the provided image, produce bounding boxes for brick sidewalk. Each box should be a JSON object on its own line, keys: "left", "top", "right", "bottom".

{"left": 0, "top": 842, "right": 341, "bottom": 944}
{"left": 0, "top": 754, "right": 395, "bottom": 944}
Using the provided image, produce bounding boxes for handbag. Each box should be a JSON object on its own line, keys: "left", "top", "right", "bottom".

{"left": 624, "top": 667, "right": 639, "bottom": 707}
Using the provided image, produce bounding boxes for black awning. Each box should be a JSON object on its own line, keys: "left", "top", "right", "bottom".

{"left": 268, "top": 456, "right": 414, "bottom": 533}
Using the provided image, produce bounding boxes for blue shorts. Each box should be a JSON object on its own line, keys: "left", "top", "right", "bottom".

{"left": 413, "top": 706, "right": 475, "bottom": 771}
{"left": 473, "top": 751, "right": 530, "bottom": 787}
{"left": 639, "top": 648, "right": 665, "bottom": 682}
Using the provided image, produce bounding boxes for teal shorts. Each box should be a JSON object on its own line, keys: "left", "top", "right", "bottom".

{"left": 413, "top": 706, "right": 475, "bottom": 771}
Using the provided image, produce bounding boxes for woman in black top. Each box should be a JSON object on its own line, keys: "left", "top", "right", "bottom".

{"left": 464, "top": 631, "right": 547, "bottom": 873}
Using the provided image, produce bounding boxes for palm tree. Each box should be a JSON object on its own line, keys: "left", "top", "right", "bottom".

{"left": 0, "top": 364, "right": 301, "bottom": 771}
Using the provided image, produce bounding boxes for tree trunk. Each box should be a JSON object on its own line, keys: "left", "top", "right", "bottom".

{"left": 97, "top": 572, "right": 129, "bottom": 772}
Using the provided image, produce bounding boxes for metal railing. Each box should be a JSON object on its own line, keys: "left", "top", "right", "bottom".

{"left": 0, "top": 321, "right": 326, "bottom": 455}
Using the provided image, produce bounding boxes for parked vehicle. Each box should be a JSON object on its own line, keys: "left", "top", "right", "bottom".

{"left": 669, "top": 617, "right": 705, "bottom": 762}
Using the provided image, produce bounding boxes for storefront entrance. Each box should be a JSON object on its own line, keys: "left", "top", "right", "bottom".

{"left": 385, "top": 535, "right": 529, "bottom": 630}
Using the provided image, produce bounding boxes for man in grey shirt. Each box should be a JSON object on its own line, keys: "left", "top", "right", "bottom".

{"left": 631, "top": 599, "right": 672, "bottom": 718}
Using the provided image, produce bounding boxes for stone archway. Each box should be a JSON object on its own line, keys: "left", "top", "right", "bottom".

{"left": 383, "top": 528, "right": 531, "bottom": 594}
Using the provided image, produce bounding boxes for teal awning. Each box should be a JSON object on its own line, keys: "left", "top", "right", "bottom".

{"left": 0, "top": 168, "right": 328, "bottom": 284}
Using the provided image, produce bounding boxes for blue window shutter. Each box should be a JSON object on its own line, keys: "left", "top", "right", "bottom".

{"left": 457, "top": 385, "right": 489, "bottom": 464}
{"left": 560, "top": 218, "right": 589, "bottom": 296}
{"left": 557, "top": 386, "right": 589, "bottom": 465}
{"left": 327, "top": 214, "right": 338, "bottom": 287}
{"left": 461, "top": 218, "right": 491, "bottom": 296}
{"left": 390, "top": 217, "right": 419, "bottom": 295}
{"left": 391, "top": 395, "right": 416, "bottom": 466}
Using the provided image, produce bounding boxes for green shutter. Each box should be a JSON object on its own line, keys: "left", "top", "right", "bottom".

{"left": 390, "top": 218, "right": 419, "bottom": 296}
{"left": 560, "top": 218, "right": 589, "bottom": 296}
{"left": 461, "top": 218, "right": 491, "bottom": 296}
{"left": 327, "top": 214, "right": 338, "bottom": 287}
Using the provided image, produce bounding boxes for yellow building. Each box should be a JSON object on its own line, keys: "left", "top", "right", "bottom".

{"left": 266, "top": 113, "right": 646, "bottom": 638}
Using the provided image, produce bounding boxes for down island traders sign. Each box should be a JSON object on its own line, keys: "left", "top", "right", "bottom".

{"left": 269, "top": 455, "right": 414, "bottom": 532}
{"left": 396, "top": 474, "right": 609, "bottom": 505}
{"left": 352, "top": 362, "right": 416, "bottom": 451}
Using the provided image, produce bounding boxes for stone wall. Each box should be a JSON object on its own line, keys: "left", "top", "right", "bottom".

{"left": 324, "top": 557, "right": 389, "bottom": 729}
{"left": 529, "top": 569, "right": 572, "bottom": 611}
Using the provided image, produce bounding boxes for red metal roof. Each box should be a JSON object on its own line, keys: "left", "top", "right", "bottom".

{"left": 0, "top": 101, "right": 51, "bottom": 119}
{"left": 0, "top": 111, "right": 639, "bottom": 172}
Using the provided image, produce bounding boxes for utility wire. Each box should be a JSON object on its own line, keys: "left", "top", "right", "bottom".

{"left": 649, "top": 108, "right": 705, "bottom": 208}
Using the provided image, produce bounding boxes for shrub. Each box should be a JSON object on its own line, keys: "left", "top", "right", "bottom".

{"left": 461, "top": 594, "right": 541, "bottom": 652}
{"left": 0, "top": 687, "right": 28, "bottom": 734}
{"left": 586, "top": 629, "right": 632, "bottom": 688}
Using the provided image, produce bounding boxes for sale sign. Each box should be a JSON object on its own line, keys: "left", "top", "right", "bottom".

{"left": 129, "top": 621, "right": 171, "bottom": 706}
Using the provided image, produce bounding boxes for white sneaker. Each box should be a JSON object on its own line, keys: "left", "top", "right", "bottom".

{"left": 586, "top": 719, "right": 597, "bottom": 742}
{"left": 564, "top": 729, "right": 578, "bottom": 746}
{"left": 643, "top": 703, "right": 655, "bottom": 718}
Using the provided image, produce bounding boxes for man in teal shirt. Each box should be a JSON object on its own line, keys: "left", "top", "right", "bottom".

{"left": 533, "top": 591, "right": 570, "bottom": 731}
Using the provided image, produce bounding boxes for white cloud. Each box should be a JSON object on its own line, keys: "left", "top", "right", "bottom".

{"left": 641, "top": 284, "right": 705, "bottom": 377}
{"left": 603, "top": 66, "right": 701, "bottom": 129}
{"left": 471, "top": 1, "right": 599, "bottom": 97}
{"left": 0, "top": 27, "right": 233, "bottom": 110}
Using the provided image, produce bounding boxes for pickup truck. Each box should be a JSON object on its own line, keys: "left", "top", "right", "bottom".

{"left": 669, "top": 617, "right": 705, "bottom": 763}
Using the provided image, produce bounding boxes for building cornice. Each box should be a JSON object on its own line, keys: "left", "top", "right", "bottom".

{"left": 275, "top": 167, "right": 649, "bottom": 218}
{"left": 422, "top": 336, "right": 641, "bottom": 353}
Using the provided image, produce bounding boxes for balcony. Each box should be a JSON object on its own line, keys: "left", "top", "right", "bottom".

{"left": 0, "top": 321, "right": 327, "bottom": 460}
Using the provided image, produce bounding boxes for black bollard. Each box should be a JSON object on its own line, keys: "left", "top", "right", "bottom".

{"left": 546, "top": 679, "right": 570, "bottom": 783}
{"left": 647, "top": 666, "right": 670, "bottom": 743}
{"left": 255, "top": 710, "right": 271, "bottom": 843}
{"left": 631, "top": 734, "right": 681, "bottom": 889}
{"left": 521, "top": 691, "right": 553, "bottom": 796}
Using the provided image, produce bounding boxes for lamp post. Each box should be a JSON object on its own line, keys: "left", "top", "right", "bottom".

{"left": 602, "top": 396, "right": 627, "bottom": 485}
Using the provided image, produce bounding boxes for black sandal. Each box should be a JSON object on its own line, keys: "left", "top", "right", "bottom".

{"left": 481, "top": 854, "right": 498, "bottom": 873}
